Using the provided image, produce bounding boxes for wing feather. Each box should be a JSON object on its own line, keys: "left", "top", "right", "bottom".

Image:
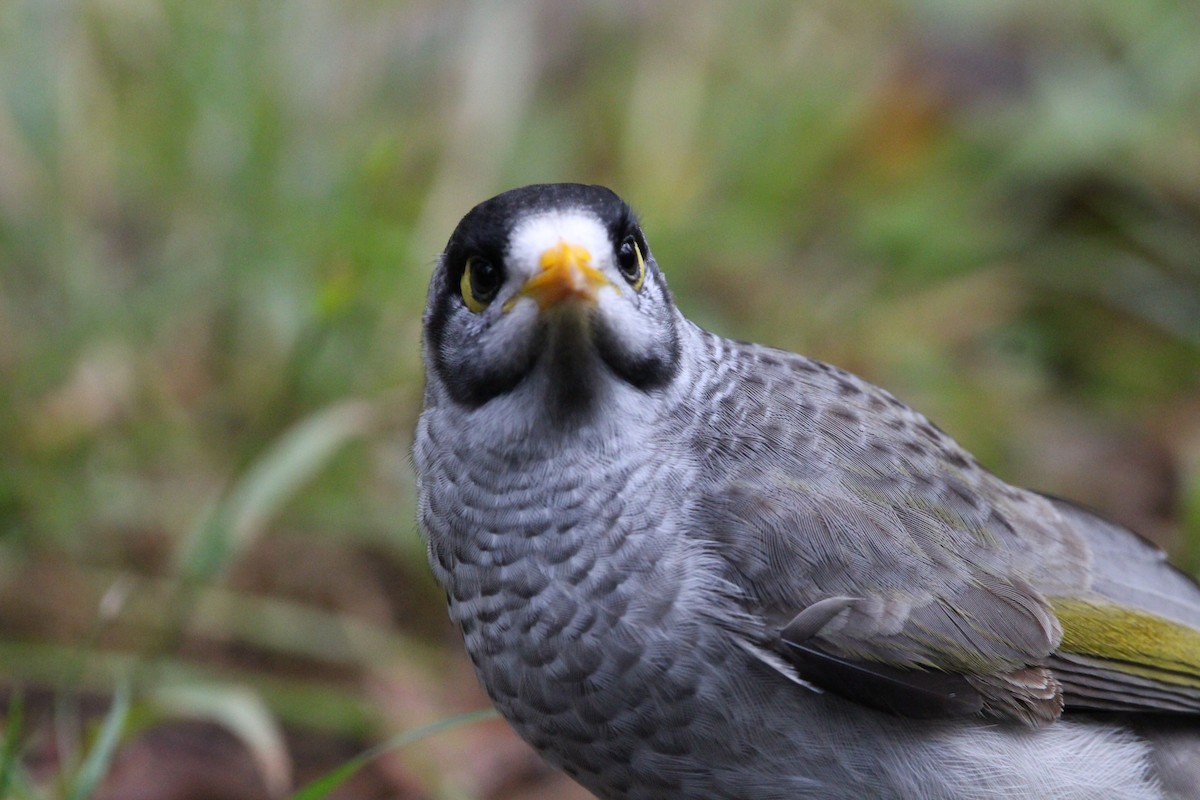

{"left": 706, "top": 475, "right": 1200, "bottom": 725}
{"left": 694, "top": 354, "right": 1200, "bottom": 726}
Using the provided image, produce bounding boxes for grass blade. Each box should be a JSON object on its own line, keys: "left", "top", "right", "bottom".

{"left": 179, "top": 400, "right": 376, "bottom": 585}
{"left": 66, "top": 681, "right": 130, "bottom": 800}
{"left": 290, "top": 708, "right": 497, "bottom": 800}
{"left": 153, "top": 684, "right": 291, "bottom": 797}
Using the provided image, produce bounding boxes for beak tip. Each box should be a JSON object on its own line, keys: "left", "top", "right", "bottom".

{"left": 521, "top": 241, "right": 607, "bottom": 310}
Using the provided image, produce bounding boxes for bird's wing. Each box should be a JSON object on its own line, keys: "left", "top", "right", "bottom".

{"left": 699, "top": 471, "right": 1200, "bottom": 726}
{"left": 1040, "top": 496, "right": 1200, "bottom": 715}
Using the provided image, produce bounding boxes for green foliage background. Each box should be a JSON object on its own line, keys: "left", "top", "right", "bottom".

{"left": 1, "top": 1, "right": 1198, "bottom": 796}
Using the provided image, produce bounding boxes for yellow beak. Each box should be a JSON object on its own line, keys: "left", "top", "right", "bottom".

{"left": 517, "top": 241, "right": 611, "bottom": 310}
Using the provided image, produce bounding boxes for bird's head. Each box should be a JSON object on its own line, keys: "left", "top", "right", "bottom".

{"left": 422, "top": 184, "right": 682, "bottom": 416}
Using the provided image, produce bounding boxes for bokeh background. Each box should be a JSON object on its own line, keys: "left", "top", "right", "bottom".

{"left": 2, "top": 1, "right": 1199, "bottom": 798}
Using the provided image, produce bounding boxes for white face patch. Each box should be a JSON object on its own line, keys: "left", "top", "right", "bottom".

{"left": 506, "top": 210, "right": 615, "bottom": 284}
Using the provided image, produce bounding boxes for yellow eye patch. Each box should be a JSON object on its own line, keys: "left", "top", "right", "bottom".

{"left": 460, "top": 256, "right": 500, "bottom": 313}
{"left": 617, "top": 236, "right": 646, "bottom": 291}
{"left": 630, "top": 241, "right": 646, "bottom": 292}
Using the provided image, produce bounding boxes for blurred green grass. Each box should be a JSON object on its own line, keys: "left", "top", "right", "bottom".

{"left": 1, "top": 1, "right": 1199, "bottom": 797}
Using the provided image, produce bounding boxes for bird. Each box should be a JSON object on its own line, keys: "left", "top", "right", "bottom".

{"left": 413, "top": 183, "right": 1200, "bottom": 799}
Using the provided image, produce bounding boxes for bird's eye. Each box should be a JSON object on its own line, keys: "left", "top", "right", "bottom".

{"left": 616, "top": 235, "right": 646, "bottom": 291}
{"left": 460, "top": 256, "right": 502, "bottom": 312}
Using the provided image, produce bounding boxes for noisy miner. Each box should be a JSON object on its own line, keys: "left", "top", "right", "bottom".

{"left": 414, "top": 183, "right": 1200, "bottom": 799}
